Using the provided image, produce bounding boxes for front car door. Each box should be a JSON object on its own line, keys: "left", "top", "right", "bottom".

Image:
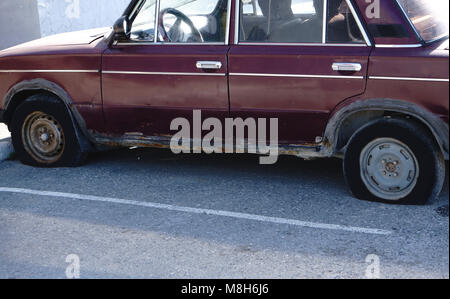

{"left": 229, "top": 0, "right": 372, "bottom": 144}
{"left": 102, "top": 0, "right": 231, "bottom": 141}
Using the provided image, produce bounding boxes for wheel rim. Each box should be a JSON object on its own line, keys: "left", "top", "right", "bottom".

{"left": 359, "top": 138, "right": 420, "bottom": 201}
{"left": 22, "top": 111, "right": 65, "bottom": 163}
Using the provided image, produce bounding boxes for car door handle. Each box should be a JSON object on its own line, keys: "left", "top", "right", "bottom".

{"left": 332, "top": 63, "right": 362, "bottom": 72}
{"left": 196, "top": 61, "right": 222, "bottom": 70}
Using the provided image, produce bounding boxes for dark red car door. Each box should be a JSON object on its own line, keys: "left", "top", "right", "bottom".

{"left": 229, "top": 0, "right": 372, "bottom": 144}
{"left": 102, "top": 45, "right": 229, "bottom": 136}
{"left": 101, "top": 0, "right": 230, "bottom": 138}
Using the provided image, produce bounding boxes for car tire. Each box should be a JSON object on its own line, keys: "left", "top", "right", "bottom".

{"left": 11, "top": 94, "right": 89, "bottom": 167}
{"left": 343, "top": 118, "right": 445, "bottom": 205}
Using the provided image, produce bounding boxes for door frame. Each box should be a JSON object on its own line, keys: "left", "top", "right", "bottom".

{"left": 231, "top": 0, "right": 373, "bottom": 47}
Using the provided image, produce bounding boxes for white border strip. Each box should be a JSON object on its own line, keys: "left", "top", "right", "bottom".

{"left": 237, "top": 42, "right": 367, "bottom": 47}
{"left": 103, "top": 70, "right": 226, "bottom": 76}
{"left": 230, "top": 73, "right": 364, "bottom": 79}
{"left": 375, "top": 44, "right": 423, "bottom": 48}
{"left": 322, "top": 0, "right": 328, "bottom": 44}
{"left": 0, "top": 187, "right": 392, "bottom": 235}
{"left": 0, "top": 70, "right": 98, "bottom": 73}
{"left": 370, "top": 76, "right": 449, "bottom": 82}
{"left": 225, "top": 0, "right": 232, "bottom": 45}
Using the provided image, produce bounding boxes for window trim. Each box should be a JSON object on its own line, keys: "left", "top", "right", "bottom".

{"left": 234, "top": 0, "right": 372, "bottom": 46}
{"left": 394, "top": 0, "right": 449, "bottom": 46}
{"left": 393, "top": 0, "right": 424, "bottom": 44}
{"left": 322, "top": 0, "right": 328, "bottom": 43}
{"left": 115, "top": 0, "right": 233, "bottom": 46}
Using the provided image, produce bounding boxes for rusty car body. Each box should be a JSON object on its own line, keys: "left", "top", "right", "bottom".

{"left": 0, "top": 0, "right": 448, "bottom": 204}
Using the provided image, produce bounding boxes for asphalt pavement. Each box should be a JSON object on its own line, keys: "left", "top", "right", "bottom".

{"left": 0, "top": 146, "right": 448, "bottom": 278}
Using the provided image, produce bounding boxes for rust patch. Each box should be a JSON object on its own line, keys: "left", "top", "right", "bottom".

{"left": 92, "top": 133, "right": 328, "bottom": 159}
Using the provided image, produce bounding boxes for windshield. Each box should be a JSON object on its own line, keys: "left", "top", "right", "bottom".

{"left": 397, "top": 0, "right": 449, "bottom": 42}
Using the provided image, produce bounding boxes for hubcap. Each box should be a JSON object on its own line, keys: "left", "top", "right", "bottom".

{"left": 360, "top": 138, "right": 419, "bottom": 200}
{"left": 22, "top": 112, "right": 65, "bottom": 163}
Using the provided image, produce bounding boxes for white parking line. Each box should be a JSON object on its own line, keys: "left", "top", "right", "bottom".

{"left": 0, "top": 187, "right": 392, "bottom": 235}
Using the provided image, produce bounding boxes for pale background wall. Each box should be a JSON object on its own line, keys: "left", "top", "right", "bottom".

{"left": 0, "top": 0, "right": 130, "bottom": 50}
{"left": 0, "top": 0, "right": 41, "bottom": 50}
{"left": 37, "top": 0, "right": 130, "bottom": 37}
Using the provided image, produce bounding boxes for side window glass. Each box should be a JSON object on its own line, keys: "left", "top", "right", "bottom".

{"left": 239, "top": 0, "right": 366, "bottom": 44}
{"left": 130, "top": 0, "right": 157, "bottom": 41}
{"left": 157, "top": 0, "right": 229, "bottom": 43}
{"left": 240, "top": 0, "right": 323, "bottom": 43}
{"left": 326, "top": 0, "right": 364, "bottom": 43}
{"left": 242, "top": 0, "right": 263, "bottom": 16}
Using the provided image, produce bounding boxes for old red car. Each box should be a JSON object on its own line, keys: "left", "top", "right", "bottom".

{"left": 0, "top": 0, "right": 448, "bottom": 205}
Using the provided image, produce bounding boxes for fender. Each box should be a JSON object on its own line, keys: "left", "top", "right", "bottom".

{"left": 323, "top": 98, "right": 449, "bottom": 160}
{"left": 2, "top": 79, "right": 94, "bottom": 150}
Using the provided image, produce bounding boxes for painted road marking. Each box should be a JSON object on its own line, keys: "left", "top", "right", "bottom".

{"left": 0, "top": 187, "right": 392, "bottom": 235}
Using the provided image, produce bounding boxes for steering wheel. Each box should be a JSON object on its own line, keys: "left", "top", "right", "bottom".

{"left": 159, "top": 8, "right": 204, "bottom": 42}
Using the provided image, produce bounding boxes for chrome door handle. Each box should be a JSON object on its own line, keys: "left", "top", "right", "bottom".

{"left": 196, "top": 61, "right": 222, "bottom": 70}
{"left": 332, "top": 63, "right": 362, "bottom": 72}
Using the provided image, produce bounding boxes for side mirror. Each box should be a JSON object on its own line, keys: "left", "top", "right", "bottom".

{"left": 113, "top": 16, "right": 131, "bottom": 41}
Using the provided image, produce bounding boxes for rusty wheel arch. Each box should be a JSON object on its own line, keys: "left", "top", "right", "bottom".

{"left": 323, "top": 98, "right": 449, "bottom": 160}
{"left": 3, "top": 79, "right": 93, "bottom": 146}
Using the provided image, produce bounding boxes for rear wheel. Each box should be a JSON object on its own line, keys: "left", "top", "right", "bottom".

{"left": 343, "top": 118, "right": 445, "bottom": 205}
{"left": 11, "top": 94, "right": 89, "bottom": 167}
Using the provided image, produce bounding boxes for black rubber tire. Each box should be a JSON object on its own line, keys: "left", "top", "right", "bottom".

{"left": 343, "top": 118, "right": 445, "bottom": 205}
{"left": 10, "top": 94, "right": 89, "bottom": 167}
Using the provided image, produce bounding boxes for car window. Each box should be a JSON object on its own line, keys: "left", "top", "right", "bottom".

{"left": 130, "top": 0, "right": 229, "bottom": 43}
{"left": 130, "top": 0, "right": 157, "bottom": 42}
{"left": 242, "top": 0, "right": 263, "bottom": 15}
{"left": 291, "top": 0, "right": 316, "bottom": 15}
{"left": 239, "top": 0, "right": 323, "bottom": 43}
{"left": 239, "top": 0, "right": 364, "bottom": 44}
{"left": 397, "top": 0, "right": 449, "bottom": 42}
{"left": 242, "top": 0, "right": 315, "bottom": 16}
{"left": 157, "top": 0, "right": 229, "bottom": 43}
{"left": 326, "top": 0, "right": 364, "bottom": 43}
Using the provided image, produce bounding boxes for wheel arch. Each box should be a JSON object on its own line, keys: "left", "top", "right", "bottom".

{"left": 3, "top": 79, "right": 90, "bottom": 139}
{"left": 324, "top": 98, "right": 449, "bottom": 160}
{"left": 2, "top": 79, "right": 93, "bottom": 152}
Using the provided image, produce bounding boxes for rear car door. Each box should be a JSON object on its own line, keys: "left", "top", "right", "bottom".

{"left": 102, "top": 0, "right": 231, "bottom": 137}
{"left": 229, "top": 0, "right": 372, "bottom": 144}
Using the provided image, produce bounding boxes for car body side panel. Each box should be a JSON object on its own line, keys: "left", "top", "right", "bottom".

{"left": 228, "top": 45, "right": 371, "bottom": 143}
{"left": 101, "top": 44, "right": 230, "bottom": 137}
{"left": 366, "top": 50, "right": 449, "bottom": 117}
{"left": 366, "top": 41, "right": 449, "bottom": 118}
{"left": 324, "top": 41, "right": 449, "bottom": 158}
{"left": 0, "top": 40, "right": 106, "bottom": 132}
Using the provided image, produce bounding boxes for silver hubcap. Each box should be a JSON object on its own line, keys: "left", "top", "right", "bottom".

{"left": 360, "top": 138, "right": 419, "bottom": 201}
{"left": 22, "top": 112, "right": 65, "bottom": 163}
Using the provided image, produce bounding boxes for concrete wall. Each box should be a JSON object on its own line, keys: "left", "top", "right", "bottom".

{"left": 0, "top": 0, "right": 130, "bottom": 50}
{"left": 0, "top": 0, "right": 41, "bottom": 50}
{"left": 37, "top": 0, "right": 130, "bottom": 37}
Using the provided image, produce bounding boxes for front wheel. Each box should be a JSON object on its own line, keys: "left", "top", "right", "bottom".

{"left": 11, "top": 94, "right": 89, "bottom": 167}
{"left": 343, "top": 118, "right": 445, "bottom": 205}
